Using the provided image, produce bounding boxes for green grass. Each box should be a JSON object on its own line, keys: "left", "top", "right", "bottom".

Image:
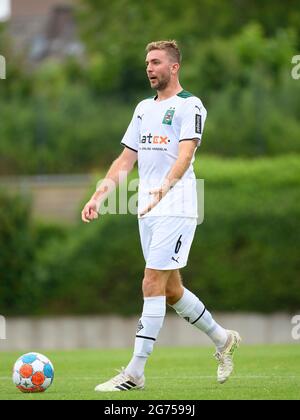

{"left": 1, "top": 345, "right": 299, "bottom": 400}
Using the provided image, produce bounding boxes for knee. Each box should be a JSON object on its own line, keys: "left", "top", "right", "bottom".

{"left": 165, "top": 284, "right": 184, "bottom": 306}
{"left": 142, "top": 270, "right": 167, "bottom": 297}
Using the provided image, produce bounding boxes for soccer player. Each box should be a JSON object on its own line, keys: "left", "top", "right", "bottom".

{"left": 81, "top": 40, "right": 241, "bottom": 391}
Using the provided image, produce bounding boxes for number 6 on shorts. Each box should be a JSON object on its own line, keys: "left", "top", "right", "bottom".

{"left": 175, "top": 235, "right": 182, "bottom": 254}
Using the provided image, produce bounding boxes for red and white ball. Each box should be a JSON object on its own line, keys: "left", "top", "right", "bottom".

{"left": 13, "top": 352, "right": 54, "bottom": 393}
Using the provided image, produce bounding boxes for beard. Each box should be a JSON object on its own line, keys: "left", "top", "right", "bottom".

{"left": 151, "top": 73, "right": 171, "bottom": 91}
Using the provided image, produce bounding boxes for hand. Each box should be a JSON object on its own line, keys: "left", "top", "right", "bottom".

{"left": 139, "top": 181, "right": 171, "bottom": 217}
{"left": 81, "top": 198, "right": 99, "bottom": 223}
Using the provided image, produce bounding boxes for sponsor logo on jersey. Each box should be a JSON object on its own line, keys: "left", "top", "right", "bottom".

{"left": 195, "top": 114, "right": 202, "bottom": 134}
{"left": 162, "top": 107, "right": 175, "bottom": 125}
{"left": 139, "top": 133, "right": 171, "bottom": 144}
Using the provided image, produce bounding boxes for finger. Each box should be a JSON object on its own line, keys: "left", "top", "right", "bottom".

{"left": 91, "top": 210, "right": 98, "bottom": 219}
{"left": 82, "top": 213, "right": 90, "bottom": 223}
{"left": 139, "top": 207, "right": 150, "bottom": 217}
{"left": 140, "top": 202, "right": 156, "bottom": 217}
{"left": 150, "top": 191, "right": 164, "bottom": 201}
{"left": 82, "top": 209, "right": 90, "bottom": 223}
{"left": 82, "top": 215, "right": 90, "bottom": 223}
{"left": 149, "top": 189, "right": 160, "bottom": 195}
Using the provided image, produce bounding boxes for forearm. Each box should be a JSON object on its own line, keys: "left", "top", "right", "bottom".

{"left": 163, "top": 140, "right": 197, "bottom": 191}
{"left": 139, "top": 155, "right": 192, "bottom": 217}
{"left": 164, "top": 155, "right": 192, "bottom": 189}
{"left": 91, "top": 157, "right": 133, "bottom": 205}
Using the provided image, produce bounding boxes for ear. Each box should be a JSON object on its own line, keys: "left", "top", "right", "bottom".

{"left": 171, "top": 63, "right": 180, "bottom": 75}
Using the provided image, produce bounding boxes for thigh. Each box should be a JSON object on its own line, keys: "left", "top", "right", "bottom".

{"left": 138, "top": 218, "right": 152, "bottom": 262}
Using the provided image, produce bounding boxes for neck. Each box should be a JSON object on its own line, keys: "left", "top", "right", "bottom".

{"left": 156, "top": 80, "right": 183, "bottom": 101}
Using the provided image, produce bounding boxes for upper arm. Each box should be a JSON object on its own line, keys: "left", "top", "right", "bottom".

{"left": 179, "top": 97, "right": 207, "bottom": 147}
{"left": 120, "top": 104, "right": 141, "bottom": 153}
{"left": 119, "top": 146, "right": 138, "bottom": 170}
{"left": 178, "top": 139, "right": 198, "bottom": 162}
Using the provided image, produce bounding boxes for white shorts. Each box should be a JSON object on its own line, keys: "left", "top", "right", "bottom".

{"left": 138, "top": 216, "right": 197, "bottom": 270}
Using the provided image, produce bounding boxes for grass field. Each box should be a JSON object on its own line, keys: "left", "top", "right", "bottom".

{"left": 0, "top": 345, "right": 299, "bottom": 400}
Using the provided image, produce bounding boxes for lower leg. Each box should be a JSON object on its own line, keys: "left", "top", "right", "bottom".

{"left": 125, "top": 269, "right": 171, "bottom": 379}
{"left": 167, "top": 271, "right": 228, "bottom": 350}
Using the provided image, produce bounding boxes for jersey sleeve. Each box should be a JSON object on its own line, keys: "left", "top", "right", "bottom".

{"left": 179, "top": 97, "right": 207, "bottom": 147}
{"left": 120, "top": 105, "right": 141, "bottom": 153}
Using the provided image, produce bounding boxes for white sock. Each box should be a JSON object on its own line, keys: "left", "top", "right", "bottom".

{"left": 170, "top": 288, "right": 228, "bottom": 350}
{"left": 125, "top": 356, "right": 147, "bottom": 380}
{"left": 125, "top": 296, "right": 166, "bottom": 378}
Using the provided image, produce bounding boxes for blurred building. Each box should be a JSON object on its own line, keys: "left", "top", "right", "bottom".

{"left": 7, "top": 0, "right": 84, "bottom": 61}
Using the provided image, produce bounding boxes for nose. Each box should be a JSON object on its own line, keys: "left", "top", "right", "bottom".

{"left": 147, "top": 63, "right": 154, "bottom": 74}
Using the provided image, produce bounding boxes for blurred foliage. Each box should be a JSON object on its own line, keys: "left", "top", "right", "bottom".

{"left": 0, "top": 24, "right": 34, "bottom": 98}
{"left": 0, "top": 188, "right": 69, "bottom": 316}
{"left": 0, "top": 2, "right": 300, "bottom": 173}
{"left": 0, "top": 2, "right": 299, "bottom": 316}
{"left": 0, "top": 190, "right": 36, "bottom": 314}
{"left": 78, "top": 0, "right": 300, "bottom": 93}
{"left": 1, "top": 156, "right": 299, "bottom": 315}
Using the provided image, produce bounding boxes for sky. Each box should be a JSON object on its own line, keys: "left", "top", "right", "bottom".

{"left": 0, "top": 0, "right": 10, "bottom": 22}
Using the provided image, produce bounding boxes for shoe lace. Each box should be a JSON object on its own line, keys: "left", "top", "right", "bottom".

{"left": 214, "top": 351, "right": 232, "bottom": 362}
{"left": 214, "top": 352, "right": 222, "bottom": 362}
{"left": 214, "top": 333, "right": 237, "bottom": 362}
{"left": 111, "top": 367, "right": 128, "bottom": 385}
{"left": 214, "top": 351, "right": 233, "bottom": 378}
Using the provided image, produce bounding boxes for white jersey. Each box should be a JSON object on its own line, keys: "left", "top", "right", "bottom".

{"left": 121, "top": 90, "right": 207, "bottom": 218}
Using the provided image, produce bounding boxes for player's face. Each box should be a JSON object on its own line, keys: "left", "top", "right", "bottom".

{"left": 145, "top": 50, "right": 176, "bottom": 91}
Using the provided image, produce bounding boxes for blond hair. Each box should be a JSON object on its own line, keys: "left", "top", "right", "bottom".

{"left": 146, "top": 40, "right": 181, "bottom": 64}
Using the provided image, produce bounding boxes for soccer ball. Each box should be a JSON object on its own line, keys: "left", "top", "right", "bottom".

{"left": 12, "top": 352, "right": 54, "bottom": 393}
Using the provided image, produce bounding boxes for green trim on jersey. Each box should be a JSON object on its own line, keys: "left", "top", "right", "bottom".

{"left": 177, "top": 90, "right": 195, "bottom": 99}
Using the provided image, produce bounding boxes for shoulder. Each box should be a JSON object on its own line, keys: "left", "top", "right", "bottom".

{"left": 177, "top": 91, "right": 207, "bottom": 114}
{"left": 176, "top": 90, "right": 195, "bottom": 99}
{"left": 131, "top": 97, "right": 153, "bottom": 116}
{"left": 136, "top": 96, "right": 155, "bottom": 109}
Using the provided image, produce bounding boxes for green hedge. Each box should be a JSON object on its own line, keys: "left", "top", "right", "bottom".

{"left": 187, "top": 155, "right": 300, "bottom": 312}
{"left": 0, "top": 190, "right": 69, "bottom": 315}
{"left": 27, "top": 155, "right": 300, "bottom": 315}
{"left": 1, "top": 156, "right": 299, "bottom": 315}
{"left": 0, "top": 191, "right": 35, "bottom": 314}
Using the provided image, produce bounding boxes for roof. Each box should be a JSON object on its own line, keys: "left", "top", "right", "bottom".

{"left": 8, "top": 0, "right": 83, "bottom": 61}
